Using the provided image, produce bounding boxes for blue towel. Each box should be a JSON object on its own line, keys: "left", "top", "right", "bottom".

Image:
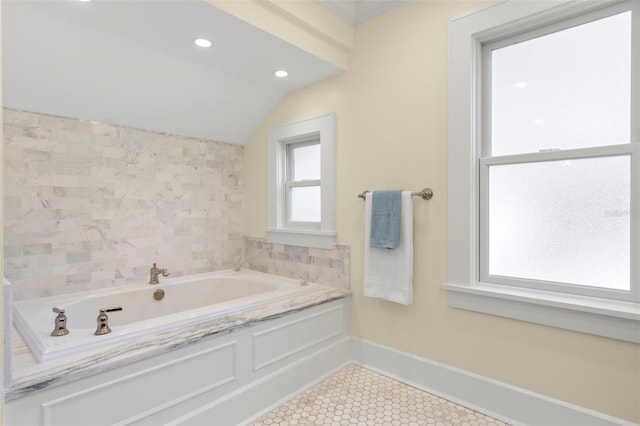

{"left": 370, "top": 190, "right": 401, "bottom": 249}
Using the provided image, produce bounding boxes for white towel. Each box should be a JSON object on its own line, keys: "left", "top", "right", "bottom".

{"left": 364, "top": 191, "right": 413, "bottom": 305}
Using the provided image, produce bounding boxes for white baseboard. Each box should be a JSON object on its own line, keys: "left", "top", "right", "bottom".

{"left": 351, "top": 338, "right": 636, "bottom": 426}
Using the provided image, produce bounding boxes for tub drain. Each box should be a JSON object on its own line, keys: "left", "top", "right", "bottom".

{"left": 153, "top": 289, "right": 165, "bottom": 301}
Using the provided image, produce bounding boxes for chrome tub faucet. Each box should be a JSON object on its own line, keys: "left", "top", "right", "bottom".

{"left": 50, "top": 307, "right": 69, "bottom": 336}
{"left": 149, "top": 263, "right": 169, "bottom": 284}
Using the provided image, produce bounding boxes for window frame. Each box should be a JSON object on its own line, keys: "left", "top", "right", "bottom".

{"left": 444, "top": 0, "right": 640, "bottom": 343}
{"left": 267, "top": 113, "right": 336, "bottom": 249}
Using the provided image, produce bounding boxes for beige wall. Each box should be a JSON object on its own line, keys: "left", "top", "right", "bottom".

{"left": 244, "top": 1, "right": 640, "bottom": 422}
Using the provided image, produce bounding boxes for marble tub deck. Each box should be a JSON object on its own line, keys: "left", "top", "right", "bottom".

{"left": 7, "top": 284, "right": 350, "bottom": 400}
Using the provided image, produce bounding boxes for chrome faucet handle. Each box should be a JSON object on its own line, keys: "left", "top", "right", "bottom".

{"left": 94, "top": 309, "right": 112, "bottom": 335}
{"left": 51, "top": 307, "right": 69, "bottom": 336}
{"left": 94, "top": 307, "right": 122, "bottom": 335}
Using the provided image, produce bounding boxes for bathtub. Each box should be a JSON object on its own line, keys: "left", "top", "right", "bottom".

{"left": 13, "top": 269, "right": 319, "bottom": 363}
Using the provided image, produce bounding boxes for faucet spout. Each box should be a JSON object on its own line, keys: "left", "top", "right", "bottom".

{"left": 149, "top": 263, "right": 169, "bottom": 284}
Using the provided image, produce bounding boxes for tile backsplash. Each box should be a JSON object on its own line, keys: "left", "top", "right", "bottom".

{"left": 245, "top": 237, "right": 349, "bottom": 290}
{"left": 4, "top": 109, "right": 244, "bottom": 300}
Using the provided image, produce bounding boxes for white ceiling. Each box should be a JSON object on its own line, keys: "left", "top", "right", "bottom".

{"left": 2, "top": 1, "right": 343, "bottom": 145}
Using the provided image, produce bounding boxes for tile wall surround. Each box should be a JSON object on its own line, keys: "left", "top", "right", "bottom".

{"left": 4, "top": 108, "right": 244, "bottom": 301}
{"left": 245, "top": 237, "right": 350, "bottom": 290}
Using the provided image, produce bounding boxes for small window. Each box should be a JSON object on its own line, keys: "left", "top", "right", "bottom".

{"left": 286, "top": 140, "right": 321, "bottom": 226}
{"left": 267, "top": 114, "right": 336, "bottom": 249}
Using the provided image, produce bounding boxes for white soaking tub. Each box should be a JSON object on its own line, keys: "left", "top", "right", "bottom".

{"left": 13, "top": 269, "right": 317, "bottom": 363}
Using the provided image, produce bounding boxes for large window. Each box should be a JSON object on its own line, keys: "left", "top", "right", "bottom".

{"left": 481, "top": 9, "right": 634, "bottom": 301}
{"left": 446, "top": 0, "right": 639, "bottom": 343}
{"left": 267, "top": 114, "right": 336, "bottom": 248}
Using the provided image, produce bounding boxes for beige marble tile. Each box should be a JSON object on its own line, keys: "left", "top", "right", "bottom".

{"left": 3, "top": 108, "right": 244, "bottom": 300}
{"left": 245, "top": 237, "right": 350, "bottom": 290}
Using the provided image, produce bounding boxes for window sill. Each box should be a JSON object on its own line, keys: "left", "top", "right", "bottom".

{"left": 442, "top": 282, "right": 640, "bottom": 343}
{"left": 267, "top": 228, "right": 336, "bottom": 249}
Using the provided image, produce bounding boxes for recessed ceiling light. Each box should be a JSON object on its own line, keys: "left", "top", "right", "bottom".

{"left": 274, "top": 70, "right": 289, "bottom": 78}
{"left": 193, "top": 38, "right": 212, "bottom": 48}
{"left": 513, "top": 81, "right": 528, "bottom": 89}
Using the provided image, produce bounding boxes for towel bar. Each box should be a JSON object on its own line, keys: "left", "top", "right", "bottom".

{"left": 357, "top": 187, "right": 433, "bottom": 200}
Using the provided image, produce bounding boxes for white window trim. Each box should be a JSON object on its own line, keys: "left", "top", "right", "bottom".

{"left": 445, "top": 0, "right": 640, "bottom": 343}
{"left": 267, "top": 113, "right": 336, "bottom": 249}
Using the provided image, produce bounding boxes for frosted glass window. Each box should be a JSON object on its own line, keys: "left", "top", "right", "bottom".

{"left": 488, "top": 156, "right": 630, "bottom": 290}
{"left": 290, "top": 186, "right": 321, "bottom": 223}
{"left": 491, "top": 12, "right": 631, "bottom": 156}
{"left": 291, "top": 143, "right": 320, "bottom": 181}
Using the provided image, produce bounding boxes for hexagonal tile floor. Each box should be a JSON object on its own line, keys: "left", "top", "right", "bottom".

{"left": 251, "top": 364, "right": 509, "bottom": 425}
